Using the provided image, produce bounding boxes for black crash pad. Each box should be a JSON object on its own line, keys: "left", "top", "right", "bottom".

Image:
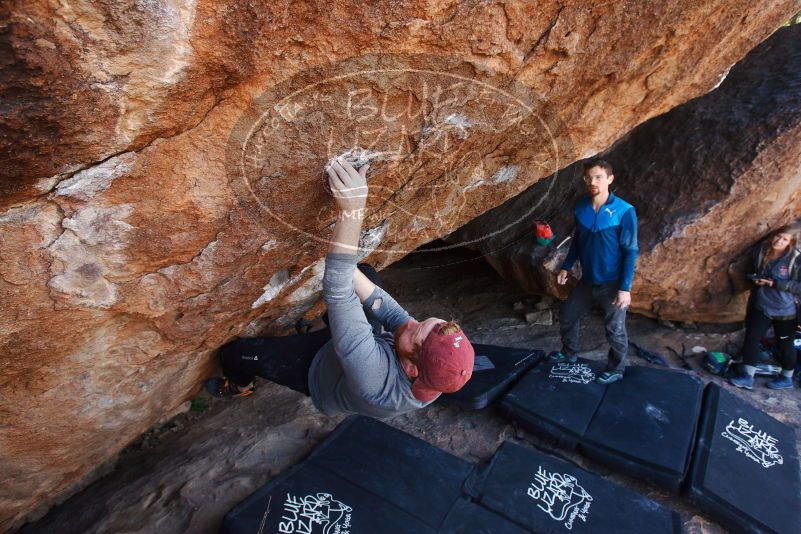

{"left": 221, "top": 416, "right": 474, "bottom": 534}
{"left": 581, "top": 365, "right": 704, "bottom": 492}
{"left": 500, "top": 358, "right": 608, "bottom": 449}
{"left": 441, "top": 344, "right": 544, "bottom": 409}
{"left": 221, "top": 461, "right": 434, "bottom": 534}
{"left": 688, "top": 384, "right": 801, "bottom": 534}
{"left": 305, "top": 415, "right": 474, "bottom": 527}
{"left": 465, "top": 441, "right": 683, "bottom": 534}
{"left": 439, "top": 498, "right": 531, "bottom": 534}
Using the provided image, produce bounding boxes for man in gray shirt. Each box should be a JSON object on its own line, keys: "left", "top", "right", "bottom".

{"left": 206, "top": 157, "right": 476, "bottom": 419}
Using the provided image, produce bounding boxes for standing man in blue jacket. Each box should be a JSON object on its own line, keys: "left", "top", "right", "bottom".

{"left": 549, "top": 159, "right": 638, "bottom": 384}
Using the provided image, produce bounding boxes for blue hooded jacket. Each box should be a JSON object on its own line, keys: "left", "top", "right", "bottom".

{"left": 561, "top": 192, "right": 638, "bottom": 291}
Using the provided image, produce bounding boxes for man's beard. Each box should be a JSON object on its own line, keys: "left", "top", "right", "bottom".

{"left": 393, "top": 322, "right": 416, "bottom": 360}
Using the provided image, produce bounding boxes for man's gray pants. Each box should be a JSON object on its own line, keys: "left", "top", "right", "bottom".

{"left": 559, "top": 281, "right": 628, "bottom": 372}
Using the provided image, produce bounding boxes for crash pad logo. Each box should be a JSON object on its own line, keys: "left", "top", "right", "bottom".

{"left": 549, "top": 363, "right": 595, "bottom": 384}
{"left": 277, "top": 492, "right": 352, "bottom": 534}
{"left": 721, "top": 418, "right": 784, "bottom": 468}
{"left": 527, "top": 466, "right": 593, "bottom": 530}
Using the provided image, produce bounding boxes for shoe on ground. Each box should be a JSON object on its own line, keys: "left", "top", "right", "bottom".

{"left": 728, "top": 373, "right": 754, "bottom": 390}
{"left": 766, "top": 376, "right": 794, "bottom": 390}
{"left": 547, "top": 351, "right": 578, "bottom": 364}
{"left": 204, "top": 377, "right": 255, "bottom": 399}
{"left": 596, "top": 371, "right": 623, "bottom": 385}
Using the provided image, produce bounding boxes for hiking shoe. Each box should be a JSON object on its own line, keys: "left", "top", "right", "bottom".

{"left": 204, "top": 377, "right": 255, "bottom": 399}
{"left": 728, "top": 373, "right": 754, "bottom": 390}
{"left": 547, "top": 351, "right": 577, "bottom": 364}
{"left": 596, "top": 371, "right": 623, "bottom": 385}
{"left": 766, "top": 376, "right": 794, "bottom": 390}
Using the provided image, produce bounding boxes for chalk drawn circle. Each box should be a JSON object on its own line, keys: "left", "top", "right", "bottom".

{"left": 226, "top": 54, "right": 574, "bottom": 255}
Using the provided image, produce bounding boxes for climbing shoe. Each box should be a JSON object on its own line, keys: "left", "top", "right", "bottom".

{"left": 204, "top": 377, "right": 255, "bottom": 399}
{"left": 595, "top": 371, "right": 623, "bottom": 385}
{"left": 728, "top": 373, "right": 754, "bottom": 390}
{"left": 547, "top": 351, "right": 577, "bottom": 364}
{"left": 766, "top": 376, "right": 794, "bottom": 390}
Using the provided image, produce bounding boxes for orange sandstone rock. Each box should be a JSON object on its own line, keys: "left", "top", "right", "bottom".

{"left": 1, "top": 1, "right": 798, "bottom": 529}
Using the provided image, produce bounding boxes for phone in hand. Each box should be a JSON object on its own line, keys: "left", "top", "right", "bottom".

{"left": 746, "top": 273, "right": 759, "bottom": 281}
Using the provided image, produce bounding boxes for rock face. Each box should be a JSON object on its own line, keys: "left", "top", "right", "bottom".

{"left": 447, "top": 24, "right": 801, "bottom": 323}
{"left": 1, "top": 1, "right": 799, "bottom": 529}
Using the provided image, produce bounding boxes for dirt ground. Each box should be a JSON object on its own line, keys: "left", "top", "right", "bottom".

{"left": 19, "top": 246, "right": 801, "bottom": 534}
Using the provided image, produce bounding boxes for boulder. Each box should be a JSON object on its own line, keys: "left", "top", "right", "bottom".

{"left": 447, "top": 23, "right": 801, "bottom": 323}
{"left": 1, "top": 0, "right": 798, "bottom": 529}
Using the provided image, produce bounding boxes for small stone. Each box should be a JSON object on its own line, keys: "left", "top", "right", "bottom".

{"left": 525, "top": 309, "right": 553, "bottom": 326}
{"left": 534, "top": 301, "right": 550, "bottom": 311}
{"left": 682, "top": 321, "right": 699, "bottom": 331}
{"left": 513, "top": 301, "right": 525, "bottom": 312}
{"left": 658, "top": 319, "right": 676, "bottom": 329}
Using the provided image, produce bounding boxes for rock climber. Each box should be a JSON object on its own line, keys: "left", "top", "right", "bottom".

{"left": 204, "top": 157, "right": 475, "bottom": 418}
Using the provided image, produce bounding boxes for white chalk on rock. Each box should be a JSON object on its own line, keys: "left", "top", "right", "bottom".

{"left": 327, "top": 147, "right": 386, "bottom": 170}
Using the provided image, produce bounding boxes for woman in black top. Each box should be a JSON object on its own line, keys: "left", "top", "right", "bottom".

{"left": 730, "top": 225, "right": 801, "bottom": 391}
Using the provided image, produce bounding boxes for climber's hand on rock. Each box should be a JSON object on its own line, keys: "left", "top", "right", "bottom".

{"left": 557, "top": 269, "right": 568, "bottom": 286}
{"left": 326, "top": 157, "right": 369, "bottom": 215}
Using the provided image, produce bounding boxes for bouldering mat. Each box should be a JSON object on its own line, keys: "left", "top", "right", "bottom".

{"left": 687, "top": 383, "right": 801, "bottom": 534}
{"left": 220, "top": 461, "right": 433, "bottom": 534}
{"left": 499, "top": 358, "right": 608, "bottom": 449}
{"left": 465, "top": 441, "right": 684, "bottom": 534}
{"left": 306, "top": 415, "right": 474, "bottom": 528}
{"left": 441, "top": 344, "right": 544, "bottom": 409}
{"left": 221, "top": 415, "right": 474, "bottom": 533}
{"left": 581, "top": 365, "right": 704, "bottom": 492}
{"left": 439, "top": 498, "right": 531, "bottom": 534}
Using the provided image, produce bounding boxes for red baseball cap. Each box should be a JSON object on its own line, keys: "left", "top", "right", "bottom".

{"left": 411, "top": 326, "right": 475, "bottom": 402}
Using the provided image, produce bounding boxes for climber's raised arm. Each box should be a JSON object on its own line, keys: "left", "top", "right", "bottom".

{"left": 353, "top": 267, "right": 377, "bottom": 302}
{"left": 326, "top": 157, "right": 369, "bottom": 255}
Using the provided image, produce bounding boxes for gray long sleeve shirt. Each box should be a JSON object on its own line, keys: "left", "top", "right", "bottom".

{"left": 307, "top": 252, "right": 432, "bottom": 418}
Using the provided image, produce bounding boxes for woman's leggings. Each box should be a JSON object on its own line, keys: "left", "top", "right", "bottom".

{"left": 741, "top": 305, "right": 797, "bottom": 371}
{"left": 219, "top": 263, "right": 384, "bottom": 393}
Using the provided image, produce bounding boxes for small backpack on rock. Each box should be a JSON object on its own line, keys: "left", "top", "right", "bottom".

{"left": 704, "top": 351, "right": 732, "bottom": 375}
{"left": 533, "top": 220, "right": 554, "bottom": 246}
